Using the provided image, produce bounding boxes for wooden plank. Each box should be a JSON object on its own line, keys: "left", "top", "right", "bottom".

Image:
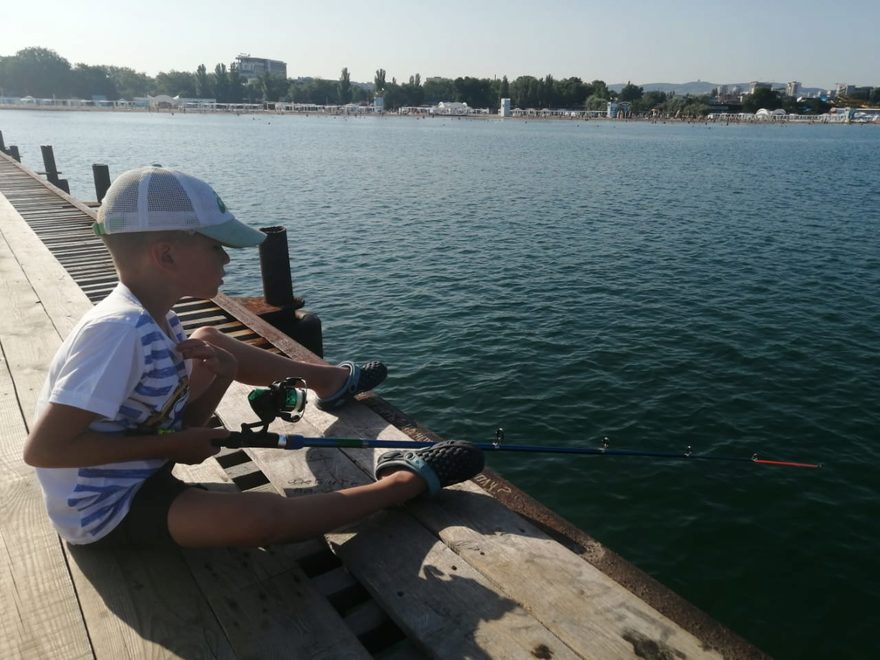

{"left": 171, "top": 433, "right": 372, "bottom": 658}
{"left": 0, "top": 221, "right": 93, "bottom": 658}
{"left": 0, "top": 193, "right": 235, "bottom": 659}
{"left": 221, "top": 398, "right": 581, "bottom": 659}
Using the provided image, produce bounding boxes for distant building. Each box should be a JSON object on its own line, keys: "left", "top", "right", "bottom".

{"left": 234, "top": 54, "right": 287, "bottom": 82}
{"left": 499, "top": 98, "right": 511, "bottom": 117}
{"left": 785, "top": 81, "right": 801, "bottom": 97}
{"left": 749, "top": 81, "right": 772, "bottom": 94}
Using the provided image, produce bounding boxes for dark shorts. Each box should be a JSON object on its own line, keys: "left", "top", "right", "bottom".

{"left": 87, "top": 463, "right": 199, "bottom": 549}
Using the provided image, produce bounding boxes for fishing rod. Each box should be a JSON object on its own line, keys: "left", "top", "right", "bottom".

{"left": 216, "top": 379, "right": 822, "bottom": 469}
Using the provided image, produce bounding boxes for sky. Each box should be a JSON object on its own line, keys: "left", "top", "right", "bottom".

{"left": 5, "top": 0, "right": 879, "bottom": 89}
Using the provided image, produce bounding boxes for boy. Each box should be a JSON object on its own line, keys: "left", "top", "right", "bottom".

{"left": 23, "top": 166, "right": 483, "bottom": 548}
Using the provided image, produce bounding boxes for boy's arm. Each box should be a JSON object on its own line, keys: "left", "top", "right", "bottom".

{"left": 178, "top": 337, "right": 238, "bottom": 428}
{"left": 23, "top": 402, "right": 225, "bottom": 468}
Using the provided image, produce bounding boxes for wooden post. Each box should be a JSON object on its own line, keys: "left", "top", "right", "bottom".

{"left": 92, "top": 164, "right": 111, "bottom": 203}
{"left": 40, "top": 145, "right": 70, "bottom": 193}
{"left": 8, "top": 146, "right": 20, "bottom": 162}
{"left": 0, "top": 130, "right": 6, "bottom": 154}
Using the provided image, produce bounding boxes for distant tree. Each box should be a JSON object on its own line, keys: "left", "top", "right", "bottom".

{"left": 227, "top": 63, "right": 244, "bottom": 103}
{"left": 453, "top": 76, "right": 495, "bottom": 109}
{"left": 422, "top": 77, "right": 455, "bottom": 104}
{"left": 374, "top": 68, "right": 386, "bottom": 95}
{"left": 556, "top": 77, "right": 589, "bottom": 108}
{"left": 3, "top": 47, "right": 72, "bottom": 97}
{"left": 635, "top": 90, "right": 667, "bottom": 114}
{"left": 870, "top": 87, "right": 880, "bottom": 104}
{"left": 338, "top": 67, "right": 352, "bottom": 104}
{"left": 510, "top": 75, "right": 539, "bottom": 108}
{"left": 401, "top": 73, "right": 424, "bottom": 106}
{"left": 71, "top": 64, "right": 118, "bottom": 99}
{"left": 742, "top": 87, "right": 781, "bottom": 112}
{"left": 584, "top": 94, "right": 607, "bottom": 111}
{"left": 257, "top": 73, "right": 288, "bottom": 103}
{"left": 213, "top": 63, "right": 229, "bottom": 102}
{"left": 195, "top": 64, "right": 212, "bottom": 98}
{"left": 154, "top": 70, "right": 197, "bottom": 97}
{"left": 106, "top": 66, "right": 152, "bottom": 99}
{"left": 591, "top": 79, "right": 610, "bottom": 99}
{"left": 499, "top": 75, "right": 509, "bottom": 100}
{"left": 618, "top": 81, "right": 643, "bottom": 103}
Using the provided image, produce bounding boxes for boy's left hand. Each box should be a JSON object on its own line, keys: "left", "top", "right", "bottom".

{"left": 177, "top": 338, "right": 237, "bottom": 380}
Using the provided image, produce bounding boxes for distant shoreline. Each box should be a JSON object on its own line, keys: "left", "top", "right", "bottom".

{"left": 1, "top": 103, "right": 872, "bottom": 126}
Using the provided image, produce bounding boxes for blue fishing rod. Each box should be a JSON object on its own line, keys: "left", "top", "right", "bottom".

{"left": 216, "top": 379, "right": 821, "bottom": 469}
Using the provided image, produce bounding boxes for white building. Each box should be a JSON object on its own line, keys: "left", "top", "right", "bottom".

{"left": 499, "top": 97, "right": 511, "bottom": 117}
{"left": 234, "top": 55, "right": 287, "bottom": 82}
{"left": 786, "top": 81, "right": 801, "bottom": 97}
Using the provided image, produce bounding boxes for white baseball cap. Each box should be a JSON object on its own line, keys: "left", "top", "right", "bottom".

{"left": 95, "top": 166, "right": 266, "bottom": 248}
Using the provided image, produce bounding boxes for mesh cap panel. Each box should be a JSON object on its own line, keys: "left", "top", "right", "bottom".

{"left": 147, "top": 170, "right": 196, "bottom": 214}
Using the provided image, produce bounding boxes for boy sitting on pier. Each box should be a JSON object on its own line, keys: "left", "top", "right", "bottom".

{"left": 23, "top": 166, "right": 483, "bottom": 548}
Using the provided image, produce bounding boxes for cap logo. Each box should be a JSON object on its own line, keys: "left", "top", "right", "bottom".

{"left": 216, "top": 194, "right": 227, "bottom": 213}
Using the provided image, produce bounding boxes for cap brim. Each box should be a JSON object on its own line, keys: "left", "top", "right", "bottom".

{"left": 197, "top": 218, "right": 266, "bottom": 248}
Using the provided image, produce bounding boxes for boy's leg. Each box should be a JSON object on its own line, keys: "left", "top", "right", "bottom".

{"left": 167, "top": 470, "right": 424, "bottom": 548}
{"left": 188, "top": 326, "right": 351, "bottom": 398}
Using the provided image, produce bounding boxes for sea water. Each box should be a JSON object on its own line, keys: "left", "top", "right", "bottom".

{"left": 2, "top": 109, "right": 877, "bottom": 658}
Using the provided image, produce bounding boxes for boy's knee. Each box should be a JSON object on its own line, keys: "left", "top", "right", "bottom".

{"left": 190, "top": 326, "right": 223, "bottom": 343}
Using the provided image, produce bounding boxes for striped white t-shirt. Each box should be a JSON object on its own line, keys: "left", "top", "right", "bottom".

{"left": 34, "top": 283, "right": 191, "bottom": 544}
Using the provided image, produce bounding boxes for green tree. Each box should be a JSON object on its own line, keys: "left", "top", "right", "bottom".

{"left": 618, "top": 81, "right": 643, "bottom": 103}
{"left": 499, "top": 75, "right": 510, "bottom": 100}
{"left": 213, "top": 63, "right": 229, "bottom": 102}
{"left": 556, "top": 77, "right": 589, "bottom": 108}
{"left": 106, "top": 66, "right": 152, "bottom": 99}
{"left": 510, "top": 75, "right": 538, "bottom": 108}
{"left": 584, "top": 94, "right": 608, "bottom": 111}
{"left": 227, "top": 63, "right": 244, "bottom": 103}
{"left": 401, "top": 73, "right": 424, "bottom": 107}
{"left": 154, "top": 70, "right": 197, "bottom": 97}
{"left": 742, "top": 87, "right": 781, "bottom": 112}
{"left": 195, "top": 64, "right": 212, "bottom": 98}
{"left": 453, "top": 76, "right": 495, "bottom": 109}
{"left": 591, "top": 80, "right": 610, "bottom": 99}
{"left": 374, "top": 68, "right": 386, "bottom": 95}
{"left": 71, "top": 64, "right": 118, "bottom": 99}
{"left": 635, "top": 90, "right": 667, "bottom": 114}
{"left": 4, "top": 47, "right": 73, "bottom": 97}
{"left": 338, "top": 67, "right": 352, "bottom": 104}
{"left": 423, "top": 77, "right": 455, "bottom": 104}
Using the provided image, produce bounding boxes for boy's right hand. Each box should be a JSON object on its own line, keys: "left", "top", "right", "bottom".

{"left": 168, "top": 427, "right": 228, "bottom": 464}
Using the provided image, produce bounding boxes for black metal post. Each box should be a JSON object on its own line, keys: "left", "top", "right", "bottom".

{"left": 92, "top": 164, "right": 111, "bottom": 203}
{"left": 0, "top": 130, "right": 6, "bottom": 154}
{"left": 40, "top": 145, "right": 70, "bottom": 193}
{"left": 258, "top": 226, "right": 295, "bottom": 307}
{"left": 8, "top": 146, "right": 20, "bottom": 162}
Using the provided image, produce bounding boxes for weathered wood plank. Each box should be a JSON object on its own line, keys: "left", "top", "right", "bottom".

{"left": 1, "top": 192, "right": 234, "bottom": 659}
{"left": 0, "top": 215, "right": 93, "bottom": 658}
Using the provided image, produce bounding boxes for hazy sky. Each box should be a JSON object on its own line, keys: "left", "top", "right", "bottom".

{"left": 5, "top": 0, "right": 878, "bottom": 89}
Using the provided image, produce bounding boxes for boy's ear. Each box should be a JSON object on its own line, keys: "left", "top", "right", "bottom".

{"left": 149, "top": 239, "right": 178, "bottom": 270}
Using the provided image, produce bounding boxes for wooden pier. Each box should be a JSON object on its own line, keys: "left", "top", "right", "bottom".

{"left": 0, "top": 148, "right": 765, "bottom": 659}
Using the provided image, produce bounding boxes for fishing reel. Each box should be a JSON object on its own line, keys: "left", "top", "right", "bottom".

{"left": 242, "top": 377, "right": 308, "bottom": 434}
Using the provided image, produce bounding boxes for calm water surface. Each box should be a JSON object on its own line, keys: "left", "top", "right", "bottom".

{"left": 2, "top": 110, "right": 878, "bottom": 658}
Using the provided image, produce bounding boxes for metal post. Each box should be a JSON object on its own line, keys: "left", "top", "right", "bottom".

{"left": 0, "top": 130, "right": 6, "bottom": 154}
{"left": 8, "top": 146, "right": 20, "bottom": 162}
{"left": 258, "top": 226, "right": 295, "bottom": 307}
{"left": 40, "top": 145, "right": 70, "bottom": 193}
{"left": 92, "top": 164, "right": 111, "bottom": 203}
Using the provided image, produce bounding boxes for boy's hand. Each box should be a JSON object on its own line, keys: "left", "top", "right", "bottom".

{"left": 177, "top": 338, "right": 238, "bottom": 380}
{"left": 169, "top": 427, "right": 228, "bottom": 464}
